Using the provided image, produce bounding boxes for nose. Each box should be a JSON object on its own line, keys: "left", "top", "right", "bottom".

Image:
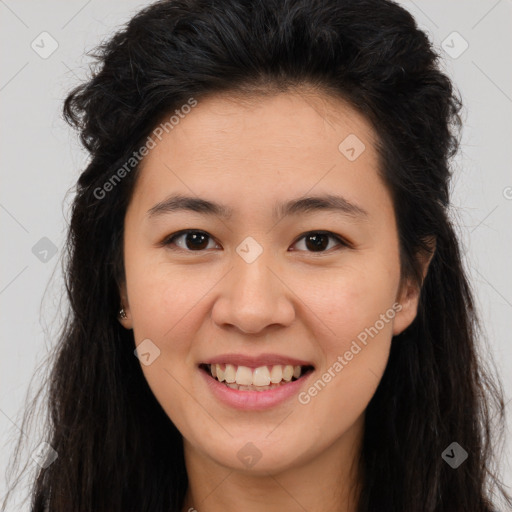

{"left": 210, "top": 248, "right": 296, "bottom": 335}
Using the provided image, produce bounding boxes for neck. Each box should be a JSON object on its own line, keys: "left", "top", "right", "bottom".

{"left": 180, "top": 414, "right": 364, "bottom": 512}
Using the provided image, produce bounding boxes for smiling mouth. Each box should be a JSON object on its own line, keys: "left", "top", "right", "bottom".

{"left": 199, "top": 363, "right": 315, "bottom": 391}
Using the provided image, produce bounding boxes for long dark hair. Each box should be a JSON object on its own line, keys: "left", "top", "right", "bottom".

{"left": 2, "top": 0, "right": 510, "bottom": 510}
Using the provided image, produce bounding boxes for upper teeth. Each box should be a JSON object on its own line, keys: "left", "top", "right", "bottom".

{"left": 211, "top": 364, "right": 302, "bottom": 386}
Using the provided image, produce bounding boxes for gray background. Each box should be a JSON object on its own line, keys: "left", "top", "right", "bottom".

{"left": 1, "top": 0, "right": 511, "bottom": 509}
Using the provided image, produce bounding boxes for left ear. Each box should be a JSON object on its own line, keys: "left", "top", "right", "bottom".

{"left": 392, "top": 237, "right": 436, "bottom": 336}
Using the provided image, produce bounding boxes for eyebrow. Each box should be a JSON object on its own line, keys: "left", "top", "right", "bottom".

{"left": 146, "top": 193, "right": 368, "bottom": 221}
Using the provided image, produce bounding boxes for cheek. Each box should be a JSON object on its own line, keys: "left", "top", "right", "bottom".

{"left": 124, "top": 262, "right": 208, "bottom": 426}
{"left": 127, "top": 265, "right": 203, "bottom": 347}
{"left": 307, "top": 255, "right": 400, "bottom": 347}
{"left": 295, "top": 253, "right": 399, "bottom": 410}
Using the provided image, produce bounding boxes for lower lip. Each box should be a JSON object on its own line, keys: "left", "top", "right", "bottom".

{"left": 199, "top": 366, "right": 314, "bottom": 411}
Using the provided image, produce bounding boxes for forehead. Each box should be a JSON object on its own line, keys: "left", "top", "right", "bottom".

{"left": 153, "top": 89, "right": 377, "bottom": 153}
{"left": 127, "top": 90, "right": 389, "bottom": 223}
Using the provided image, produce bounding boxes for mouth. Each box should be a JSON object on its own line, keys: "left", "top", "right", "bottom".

{"left": 199, "top": 363, "right": 315, "bottom": 392}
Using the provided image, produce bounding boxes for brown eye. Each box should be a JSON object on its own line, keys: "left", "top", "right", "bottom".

{"left": 164, "top": 230, "right": 218, "bottom": 251}
{"left": 290, "top": 231, "right": 347, "bottom": 253}
{"left": 162, "top": 229, "right": 348, "bottom": 253}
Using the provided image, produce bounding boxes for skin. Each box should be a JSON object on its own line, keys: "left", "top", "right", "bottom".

{"left": 118, "top": 88, "right": 433, "bottom": 512}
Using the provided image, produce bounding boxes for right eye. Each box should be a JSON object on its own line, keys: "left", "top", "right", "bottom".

{"left": 162, "top": 230, "right": 220, "bottom": 252}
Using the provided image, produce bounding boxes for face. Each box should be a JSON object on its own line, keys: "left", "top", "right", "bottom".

{"left": 119, "top": 90, "right": 423, "bottom": 475}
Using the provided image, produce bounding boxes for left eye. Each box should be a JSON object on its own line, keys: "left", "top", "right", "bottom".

{"left": 291, "top": 231, "right": 348, "bottom": 252}
{"left": 162, "top": 230, "right": 348, "bottom": 253}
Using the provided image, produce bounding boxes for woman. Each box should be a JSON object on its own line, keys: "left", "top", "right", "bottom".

{"left": 2, "top": 0, "right": 510, "bottom": 511}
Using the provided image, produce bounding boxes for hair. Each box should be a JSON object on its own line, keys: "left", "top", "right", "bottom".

{"left": 2, "top": 0, "right": 510, "bottom": 511}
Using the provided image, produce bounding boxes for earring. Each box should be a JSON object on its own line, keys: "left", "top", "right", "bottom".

{"left": 119, "top": 305, "right": 127, "bottom": 319}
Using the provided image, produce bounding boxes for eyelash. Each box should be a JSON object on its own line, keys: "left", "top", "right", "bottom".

{"left": 161, "top": 229, "right": 350, "bottom": 254}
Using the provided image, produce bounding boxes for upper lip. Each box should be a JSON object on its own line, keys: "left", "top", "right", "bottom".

{"left": 201, "top": 353, "right": 314, "bottom": 368}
